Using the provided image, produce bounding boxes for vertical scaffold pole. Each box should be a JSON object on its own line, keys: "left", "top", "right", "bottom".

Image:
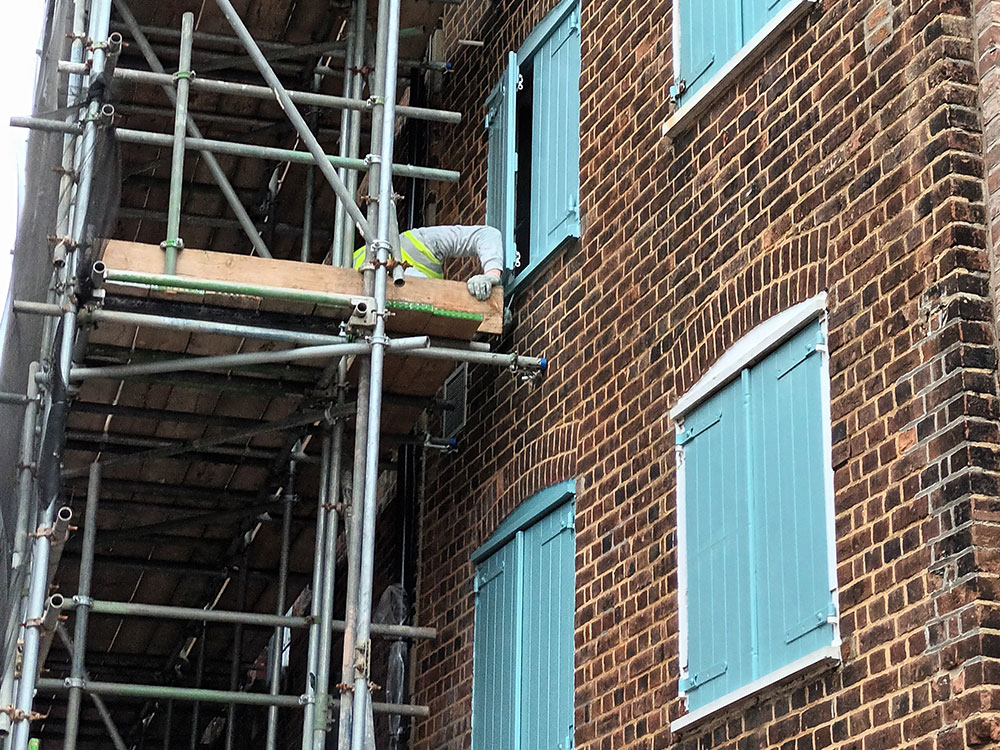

{"left": 339, "top": 0, "right": 386, "bottom": 740}
{"left": 111, "top": 0, "right": 273, "bottom": 259}
{"left": 300, "top": 428, "right": 331, "bottom": 750}
{"left": 266, "top": 461, "right": 296, "bottom": 750}
{"left": 0, "top": 364, "right": 40, "bottom": 740}
{"left": 11, "top": 0, "right": 113, "bottom": 740}
{"left": 163, "top": 12, "right": 194, "bottom": 274}
{"left": 313, "top": 407, "right": 344, "bottom": 750}
{"left": 62, "top": 463, "right": 101, "bottom": 750}
{"left": 350, "top": 0, "right": 403, "bottom": 745}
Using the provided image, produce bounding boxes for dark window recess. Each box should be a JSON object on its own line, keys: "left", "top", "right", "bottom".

{"left": 514, "top": 66, "right": 533, "bottom": 273}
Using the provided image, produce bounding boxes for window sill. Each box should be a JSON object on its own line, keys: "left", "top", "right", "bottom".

{"left": 661, "top": 0, "right": 816, "bottom": 139}
{"left": 671, "top": 644, "right": 840, "bottom": 734}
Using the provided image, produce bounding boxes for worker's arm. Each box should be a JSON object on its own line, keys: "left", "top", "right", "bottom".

{"left": 411, "top": 225, "right": 504, "bottom": 300}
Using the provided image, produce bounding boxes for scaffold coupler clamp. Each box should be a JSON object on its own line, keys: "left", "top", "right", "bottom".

{"left": 1, "top": 706, "right": 47, "bottom": 723}
{"left": 63, "top": 677, "right": 86, "bottom": 690}
{"left": 349, "top": 296, "right": 377, "bottom": 328}
{"left": 354, "top": 640, "right": 371, "bottom": 681}
{"left": 173, "top": 69, "right": 195, "bottom": 83}
{"left": 160, "top": 238, "right": 185, "bottom": 254}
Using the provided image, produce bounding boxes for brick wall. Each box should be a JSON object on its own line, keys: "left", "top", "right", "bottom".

{"left": 408, "top": 0, "right": 1000, "bottom": 748}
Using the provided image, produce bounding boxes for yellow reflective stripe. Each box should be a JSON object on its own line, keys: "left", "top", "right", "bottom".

{"left": 400, "top": 249, "right": 441, "bottom": 278}
{"left": 403, "top": 231, "right": 438, "bottom": 264}
{"left": 401, "top": 231, "right": 443, "bottom": 278}
{"left": 353, "top": 246, "right": 366, "bottom": 269}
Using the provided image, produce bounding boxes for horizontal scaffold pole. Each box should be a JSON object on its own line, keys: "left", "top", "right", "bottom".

{"left": 9, "top": 116, "right": 460, "bottom": 183}
{"left": 62, "top": 404, "right": 355, "bottom": 478}
{"left": 57, "top": 62, "right": 461, "bottom": 124}
{"left": 57, "top": 599, "right": 437, "bottom": 640}
{"left": 33, "top": 679, "right": 431, "bottom": 716}
{"left": 67, "top": 339, "right": 425, "bottom": 381}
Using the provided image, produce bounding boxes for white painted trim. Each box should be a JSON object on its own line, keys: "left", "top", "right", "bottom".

{"left": 663, "top": 0, "right": 816, "bottom": 139}
{"left": 675, "top": 441, "right": 689, "bottom": 690}
{"left": 670, "top": 292, "right": 827, "bottom": 419}
{"left": 818, "top": 312, "right": 842, "bottom": 647}
{"left": 671, "top": 645, "right": 840, "bottom": 733}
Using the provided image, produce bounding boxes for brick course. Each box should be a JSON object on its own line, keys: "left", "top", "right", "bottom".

{"left": 406, "top": 0, "right": 1000, "bottom": 748}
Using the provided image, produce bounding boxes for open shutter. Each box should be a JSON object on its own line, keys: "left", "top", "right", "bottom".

{"left": 530, "top": 4, "right": 581, "bottom": 259}
{"left": 520, "top": 501, "right": 575, "bottom": 750}
{"left": 677, "top": 0, "right": 742, "bottom": 102}
{"left": 485, "top": 52, "right": 518, "bottom": 272}
{"left": 747, "top": 320, "right": 835, "bottom": 677}
{"left": 471, "top": 537, "right": 522, "bottom": 750}
{"left": 678, "top": 377, "right": 754, "bottom": 709}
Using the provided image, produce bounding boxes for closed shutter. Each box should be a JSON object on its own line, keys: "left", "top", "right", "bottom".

{"left": 678, "top": 377, "right": 754, "bottom": 709}
{"left": 485, "top": 52, "right": 518, "bottom": 272}
{"left": 747, "top": 320, "right": 835, "bottom": 676}
{"left": 741, "top": 0, "right": 793, "bottom": 43}
{"left": 472, "top": 537, "right": 521, "bottom": 750}
{"left": 530, "top": 5, "right": 581, "bottom": 259}
{"left": 520, "top": 501, "right": 575, "bottom": 750}
{"left": 677, "top": 0, "right": 742, "bottom": 102}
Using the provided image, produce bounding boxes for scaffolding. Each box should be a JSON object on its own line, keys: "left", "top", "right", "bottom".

{"left": 0, "top": 1, "right": 544, "bottom": 749}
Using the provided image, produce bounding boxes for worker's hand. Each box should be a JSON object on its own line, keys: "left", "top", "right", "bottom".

{"left": 467, "top": 271, "right": 502, "bottom": 301}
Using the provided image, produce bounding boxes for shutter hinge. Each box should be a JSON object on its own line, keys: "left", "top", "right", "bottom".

{"left": 569, "top": 11, "right": 581, "bottom": 33}
{"left": 669, "top": 81, "right": 687, "bottom": 102}
{"left": 567, "top": 194, "right": 579, "bottom": 220}
{"left": 679, "top": 660, "right": 727, "bottom": 692}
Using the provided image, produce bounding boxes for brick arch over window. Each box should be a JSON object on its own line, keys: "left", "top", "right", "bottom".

{"left": 476, "top": 420, "right": 580, "bottom": 547}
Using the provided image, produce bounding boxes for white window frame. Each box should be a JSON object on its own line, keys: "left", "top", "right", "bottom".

{"left": 663, "top": 0, "right": 817, "bottom": 138}
{"left": 669, "top": 292, "right": 841, "bottom": 733}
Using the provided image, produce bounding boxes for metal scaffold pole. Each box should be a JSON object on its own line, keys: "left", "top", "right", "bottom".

{"left": 350, "top": 0, "right": 405, "bottom": 745}
{"left": 9, "top": 0, "right": 114, "bottom": 745}
{"left": 162, "top": 12, "right": 194, "bottom": 274}
{"left": 111, "top": 0, "right": 273, "bottom": 259}
{"left": 62, "top": 463, "right": 102, "bottom": 750}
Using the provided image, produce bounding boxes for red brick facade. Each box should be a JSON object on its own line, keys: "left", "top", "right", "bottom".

{"left": 408, "top": 0, "right": 1000, "bottom": 748}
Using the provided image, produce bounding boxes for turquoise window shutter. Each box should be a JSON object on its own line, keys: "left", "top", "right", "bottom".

{"left": 529, "top": 5, "right": 581, "bottom": 261}
{"left": 471, "top": 537, "right": 521, "bottom": 750}
{"left": 485, "top": 52, "right": 518, "bottom": 271}
{"left": 520, "top": 501, "right": 575, "bottom": 750}
{"left": 747, "top": 321, "right": 835, "bottom": 676}
{"left": 677, "top": 0, "right": 742, "bottom": 102}
{"left": 741, "top": 0, "right": 793, "bottom": 42}
{"left": 679, "top": 377, "right": 754, "bottom": 709}
{"left": 472, "top": 487, "right": 575, "bottom": 750}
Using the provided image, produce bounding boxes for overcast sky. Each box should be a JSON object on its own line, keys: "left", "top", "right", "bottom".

{"left": 1, "top": 2, "right": 47, "bottom": 300}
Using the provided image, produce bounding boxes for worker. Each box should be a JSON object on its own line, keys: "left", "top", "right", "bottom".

{"left": 353, "top": 224, "right": 504, "bottom": 301}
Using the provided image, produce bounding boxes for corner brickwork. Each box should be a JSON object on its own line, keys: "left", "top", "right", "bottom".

{"left": 406, "top": 1, "right": 1000, "bottom": 748}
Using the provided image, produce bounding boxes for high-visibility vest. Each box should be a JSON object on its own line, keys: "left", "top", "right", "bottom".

{"left": 353, "top": 230, "right": 443, "bottom": 279}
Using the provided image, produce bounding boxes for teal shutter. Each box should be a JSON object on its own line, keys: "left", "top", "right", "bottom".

{"left": 485, "top": 52, "right": 518, "bottom": 271}
{"left": 472, "top": 487, "right": 575, "bottom": 750}
{"left": 472, "top": 537, "right": 521, "bottom": 750}
{"left": 677, "top": 0, "right": 742, "bottom": 102}
{"left": 520, "top": 501, "right": 575, "bottom": 750}
{"left": 747, "top": 320, "right": 834, "bottom": 676}
{"left": 741, "top": 0, "right": 793, "bottom": 42}
{"left": 678, "top": 378, "right": 754, "bottom": 709}
{"left": 529, "top": 5, "right": 581, "bottom": 261}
